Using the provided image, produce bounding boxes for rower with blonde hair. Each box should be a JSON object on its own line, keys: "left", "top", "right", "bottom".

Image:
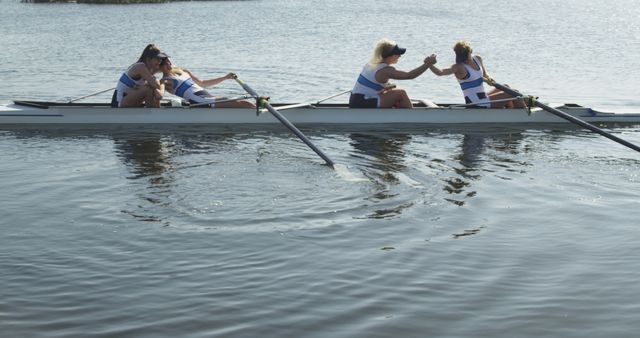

{"left": 349, "top": 38, "right": 437, "bottom": 108}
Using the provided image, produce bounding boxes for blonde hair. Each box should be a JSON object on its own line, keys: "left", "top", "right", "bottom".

{"left": 369, "top": 38, "right": 397, "bottom": 65}
{"left": 454, "top": 41, "right": 473, "bottom": 63}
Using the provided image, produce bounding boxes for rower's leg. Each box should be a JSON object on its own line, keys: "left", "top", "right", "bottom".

{"left": 145, "top": 85, "right": 161, "bottom": 108}
{"left": 215, "top": 99, "right": 256, "bottom": 108}
{"left": 379, "top": 88, "right": 412, "bottom": 108}
{"left": 120, "top": 86, "right": 153, "bottom": 108}
{"left": 489, "top": 91, "right": 526, "bottom": 108}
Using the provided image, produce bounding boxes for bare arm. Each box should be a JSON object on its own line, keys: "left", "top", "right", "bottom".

{"left": 429, "top": 63, "right": 467, "bottom": 79}
{"left": 375, "top": 55, "right": 437, "bottom": 83}
{"left": 475, "top": 55, "right": 492, "bottom": 81}
{"left": 153, "top": 82, "right": 165, "bottom": 100}
{"left": 184, "top": 69, "right": 235, "bottom": 88}
{"left": 130, "top": 63, "right": 162, "bottom": 90}
{"left": 160, "top": 78, "right": 174, "bottom": 93}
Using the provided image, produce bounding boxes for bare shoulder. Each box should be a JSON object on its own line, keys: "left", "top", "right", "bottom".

{"left": 451, "top": 63, "right": 464, "bottom": 71}
{"left": 452, "top": 63, "right": 468, "bottom": 79}
{"left": 130, "top": 62, "right": 148, "bottom": 71}
{"left": 126, "top": 62, "right": 149, "bottom": 78}
{"left": 377, "top": 65, "right": 395, "bottom": 74}
{"left": 127, "top": 62, "right": 145, "bottom": 74}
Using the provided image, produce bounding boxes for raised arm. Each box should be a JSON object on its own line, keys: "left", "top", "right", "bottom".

{"left": 429, "top": 62, "right": 468, "bottom": 80}
{"left": 375, "top": 55, "right": 437, "bottom": 83}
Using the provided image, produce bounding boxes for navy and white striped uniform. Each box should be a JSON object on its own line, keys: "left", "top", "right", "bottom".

{"left": 350, "top": 63, "right": 390, "bottom": 108}
{"left": 162, "top": 72, "right": 216, "bottom": 107}
{"left": 114, "top": 62, "right": 146, "bottom": 107}
{"left": 457, "top": 56, "right": 490, "bottom": 108}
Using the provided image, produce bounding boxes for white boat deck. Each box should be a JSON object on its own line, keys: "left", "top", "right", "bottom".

{"left": 1, "top": 100, "right": 640, "bottom": 125}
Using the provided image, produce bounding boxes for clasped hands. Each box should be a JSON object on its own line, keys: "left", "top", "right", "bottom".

{"left": 424, "top": 54, "right": 437, "bottom": 66}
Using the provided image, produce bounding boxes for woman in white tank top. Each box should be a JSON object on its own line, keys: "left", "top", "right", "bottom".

{"left": 113, "top": 44, "right": 167, "bottom": 108}
{"left": 428, "top": 41, "right": 526, "bottom": 108}
{"left": 159, "top": 58, "right": 255, "bottom": 108}
{"left": 349, "top": 38, "right": 437, "bottom": 108}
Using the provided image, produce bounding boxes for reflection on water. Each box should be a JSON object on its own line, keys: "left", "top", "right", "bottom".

{"left": 1, "top": 126, "right": 590, "bottom": 227}
{"left": 113, "top": 135, "right": 176, "bottom": 225}
{"left": 348, "top": 132, "right": 416, "bottom": 219}
{"left": 111, "top": 129, "right": 249, "bottom": 226}
{"left": 114, "top": 136, "right": 175, "bottom": 181}
{"left": 442, "top": 129, "right": 527, "bottom": 207}
{"left": 443, "top": 134, "right": 484, "bottom": 206}
{"left": 452, "top": 225, "right": 487, "bottom": 239}
{"left": 344, "top": 128, "right": 536, "bottom": 219}
{"left": 349, "top": 132, "right": 410, "bottom": 180}
{"left": 2, "top": 126, "right": 246, "bottom": 226}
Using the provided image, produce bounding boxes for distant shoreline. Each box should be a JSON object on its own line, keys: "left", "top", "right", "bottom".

{"left": 23, "top": 0, "right": 245, "bottom": 3}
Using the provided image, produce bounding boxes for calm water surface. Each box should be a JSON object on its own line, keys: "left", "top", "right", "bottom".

{"left": 2, "top": 1, "right": 640, "bottom": 337}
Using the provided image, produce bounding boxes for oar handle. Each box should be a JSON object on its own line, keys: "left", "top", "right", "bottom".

{"left": 233, "top": 76, "right": 270, "bottom": 114}
{"left": 487, "top": 78, "right": 640, "bottom": 153}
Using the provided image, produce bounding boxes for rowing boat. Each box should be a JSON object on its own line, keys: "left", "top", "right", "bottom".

{"left": 1, "top": 100, "right": 640, "bottom": 125}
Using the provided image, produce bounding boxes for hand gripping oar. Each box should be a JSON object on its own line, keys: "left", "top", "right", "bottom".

{"left": 233, "top": 76, "right": 336, "bottom": 167}
{"left": 485, "top": 78, "right": 640, "bottom": 153}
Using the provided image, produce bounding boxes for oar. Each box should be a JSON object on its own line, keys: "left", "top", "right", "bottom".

{"left": 187, "top": 94, "right": 254, "bottom": 108}
{"left": 257, "top": 89, "right": 351, "bottom": 114}
{"left": 259, "top": 102, "right": 315, "bottom": 114}
{"left": 233, "top": 76, "right": 336, "bottom": 167}
{"left": 448, "top": 96, "right": 522, "bottom": 108}
{"left": 67, "top": 87, "right": 115, "bottom": 103}
{"left": 315, "top": 89, "right": 351, "bottom": 105}
{"left": 485, "top": 78, "right": 640, "bottom": 153}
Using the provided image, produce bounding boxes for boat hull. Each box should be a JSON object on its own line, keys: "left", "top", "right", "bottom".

{"left": 1, "top": 102, "right": 639, "bottom": 125}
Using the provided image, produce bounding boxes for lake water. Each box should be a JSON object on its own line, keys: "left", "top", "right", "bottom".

{"left": 1, "top": 1, "right": 640, "bottom": 337}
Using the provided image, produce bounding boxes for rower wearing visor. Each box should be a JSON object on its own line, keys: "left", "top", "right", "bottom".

{"left": 112, "top": 44, "right": 167, "bottom": 108}
{"left": 349, "top": 38, "right": 437, "bottom": 108}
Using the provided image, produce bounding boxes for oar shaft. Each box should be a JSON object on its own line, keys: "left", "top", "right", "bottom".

{"left": 67, "top": 87, "right": 115, "bottom": 103}
{"left": 315, "top": 89, "right": 351, "bottom": 105}
{"left": 188, "top": 95, "right": 252, "bottom": 108}
{"left": 259, "top": 102, "right": 312, "bottom": 113}
{"left": 491, "top": 81, "right": 640, "bottom": 153}
{"left": 448, "top": 96, "right": 522, "bottom": 108}
{"left": 234, "top": 77, "right": 336, "bottom": 167}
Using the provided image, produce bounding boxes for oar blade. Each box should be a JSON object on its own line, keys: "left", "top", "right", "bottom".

{"left": 486, "top": 78, "right": 640, "bottom": 153}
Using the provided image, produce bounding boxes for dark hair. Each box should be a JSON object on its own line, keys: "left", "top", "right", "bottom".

{"left": 137, "top": 44, "right": 162, "bottom": 63}
{"left": 454, "top": 41, "right": 472, "bottom": 63}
